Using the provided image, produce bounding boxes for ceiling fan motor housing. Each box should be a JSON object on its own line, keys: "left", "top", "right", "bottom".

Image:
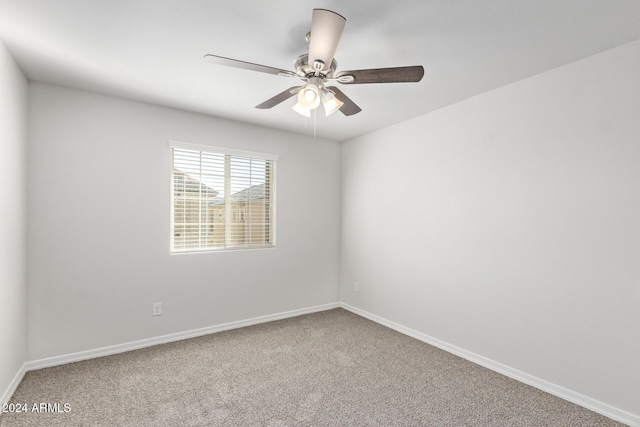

{"left": 294, "top": 54, "right": 337, "bottom": 79}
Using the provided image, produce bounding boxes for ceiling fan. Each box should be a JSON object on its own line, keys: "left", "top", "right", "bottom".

{"left": 204, "top": 9, "right": 424, "bottom": 117}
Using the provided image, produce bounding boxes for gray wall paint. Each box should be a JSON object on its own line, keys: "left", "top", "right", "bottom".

{"left": 340, "top": 39, "right": 640, "bottom": 416}
{"left": 0, "top": 41, "right": 27, "bottom": 401}
{"left": 27, "top": 83, "right": 341, "bottom": 360}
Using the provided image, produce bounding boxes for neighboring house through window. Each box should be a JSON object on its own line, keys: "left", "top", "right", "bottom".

{"left": 169, "top": 140, "right": 277, "bottom": 253}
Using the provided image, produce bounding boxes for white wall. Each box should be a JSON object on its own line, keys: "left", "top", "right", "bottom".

{"left": 0, "top": 41, "right": 28, "bottom": 402}
{"left": 27, "top": 83, "right": 341, "bottom": 361}
{"left": 341, "top": 39, "right": 640, "bottom": 418}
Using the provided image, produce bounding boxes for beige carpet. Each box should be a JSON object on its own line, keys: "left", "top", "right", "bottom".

{"left": 0, "top": 309, "right": 625, "bottom": 426}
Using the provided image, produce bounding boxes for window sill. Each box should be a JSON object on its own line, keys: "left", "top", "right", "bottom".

{"left": 170, "top": 245, "right": 276, "bottom": 255}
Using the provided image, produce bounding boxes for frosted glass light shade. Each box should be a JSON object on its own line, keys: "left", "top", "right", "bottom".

{"left": 297, "top": 85, "right": 320, "bottom": 109}
{"left": 292, "top": 102, "right": 311, "bottom": 117}
{"left": 322, "top": 91, "right": 344, "bottom": 116}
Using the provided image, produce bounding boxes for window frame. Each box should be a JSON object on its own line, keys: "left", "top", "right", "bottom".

{"left": 169, "top": 140, "right": 278, "bottom": 254}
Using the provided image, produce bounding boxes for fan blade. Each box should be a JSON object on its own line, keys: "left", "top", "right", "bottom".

{"left": 255, "top": 87, "right": 302, "bottom": 109}
{"left": 327, "top": 86, "right": 362, "bottom": 116}
{"left": 308, "top": 9, "right": 346, "bottom": 73}
{"left": 204, "top": 54, "right": 296, "bottom": 77}
{"left": 336, "top": 66, "right": 424, "bottom": 84}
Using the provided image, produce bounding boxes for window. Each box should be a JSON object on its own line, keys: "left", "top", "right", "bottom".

{"left": 169, "top": 141, "right": 277, "bottom": 253}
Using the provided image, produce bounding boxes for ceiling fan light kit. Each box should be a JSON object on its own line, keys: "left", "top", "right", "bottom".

{"left": 204, "top": 8, "right": 424, "bottom": 118}
{"left": 291, "top": 86, "right": 345, "bottom": 117}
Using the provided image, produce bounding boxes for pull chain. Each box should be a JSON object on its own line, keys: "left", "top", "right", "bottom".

{"left": 313, "top": 108, "right": 317, "bottom": 143}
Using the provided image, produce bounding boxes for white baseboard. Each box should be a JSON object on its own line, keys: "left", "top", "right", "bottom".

{"left": 1, "top": 363, "right": 26, "bottom": 407}
{"left": 26, "top": 302, "right": 340, "bottom": 371}
{"left": 339, "top": 302, "right": 639, "bottom": 427}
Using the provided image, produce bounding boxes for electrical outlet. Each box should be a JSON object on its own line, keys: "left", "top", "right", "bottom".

{"left": 354, "top": 282, "right": 359, "bottom": 293}
{"left": 152, "top": 302, "right": 162, "bottom": 316}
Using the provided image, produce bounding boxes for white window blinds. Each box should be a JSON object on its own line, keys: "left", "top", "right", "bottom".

{"left": 170, "top": 141, "right": 276, "bottom": 253}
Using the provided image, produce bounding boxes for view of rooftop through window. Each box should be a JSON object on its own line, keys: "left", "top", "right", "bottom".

{"left": 171, "top": 146, "right": 275, "bottom": 252}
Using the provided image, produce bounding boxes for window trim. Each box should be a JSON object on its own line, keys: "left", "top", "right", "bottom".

{"left": 169, "top": 140, "right": 277, "bottom": 254}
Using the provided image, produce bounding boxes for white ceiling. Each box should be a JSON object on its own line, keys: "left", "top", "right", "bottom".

{"left": 1, "top": 1, "right": 640, "bottom": 142}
